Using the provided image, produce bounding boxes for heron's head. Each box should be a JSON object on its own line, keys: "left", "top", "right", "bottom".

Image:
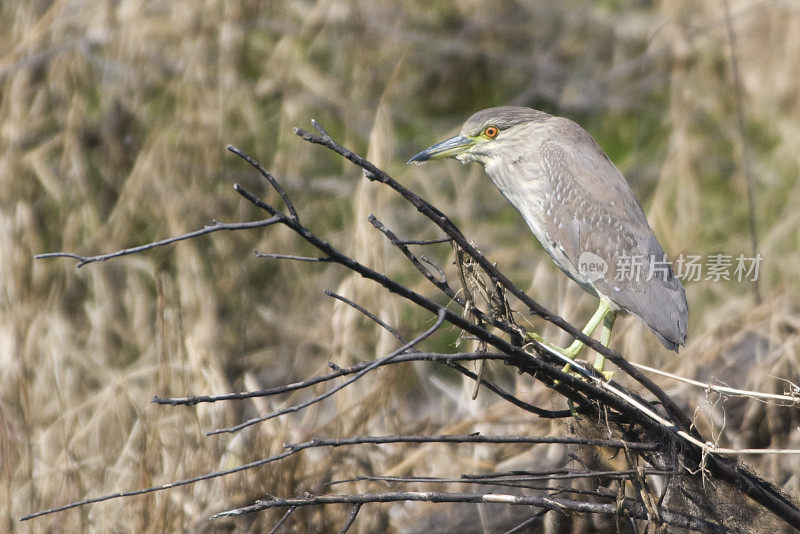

{"left": 407, "top": 106, "right": 551, "bottom": 166}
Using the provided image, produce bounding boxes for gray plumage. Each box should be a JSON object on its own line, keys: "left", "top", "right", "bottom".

{"left": 410, "top": 106, "right": 688, "bottom": 351}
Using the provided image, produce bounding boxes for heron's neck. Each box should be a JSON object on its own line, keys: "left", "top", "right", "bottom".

{"left": 481, "top": 156, "right": 549, "bottom": 237}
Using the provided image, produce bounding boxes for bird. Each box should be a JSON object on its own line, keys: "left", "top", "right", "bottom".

{"left": 408, "top": 106, "right": 687, "bottom": 376}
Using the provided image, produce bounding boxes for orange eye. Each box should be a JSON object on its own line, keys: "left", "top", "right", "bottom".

{"left": 483, "top": 125, "right": 499, "bottom": 139}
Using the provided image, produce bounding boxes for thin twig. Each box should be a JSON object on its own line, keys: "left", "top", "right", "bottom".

{"left": 708, "top": 448, "right": 800, "bottom": 456}
{"left": 368, "top": 214, "right": 459, "bottom": 300}
{"left": 227, "top": 145, "right": 299, "bottom": 220}
{"left": 336, "top": 503, "right": 362, "bottom": 534}
{"left": 152, "top": 352, "right": 509, "bottom": 405}
{"left": 34, "top": 216, "right": 281, "bottom": 268}
{"left": 292, "top": 434, "right": 659, "bottom": 451}
{"left": 443, "top": 358, "right": 578, "bottom": 418}
{"left": 328, "top": 475, "right": 626, "bottom": 500}
{"left": 20, "top": 449, "right": 297, "bottom": 521}
{"left": 461, "top": 468, "right": 673, "bottom": 481}
{"left": 325, "top": 475, "right": 654, "bottom": 505}
{"left": 255, "top": 251, "right": 333, "bottom": 262}
{"left": 153, "top": 350, "right": 572, "bottom": 419}
{"left": 267, "top": 506, "right": 296, "bottom": 534}
{"left": 324, "top": 289, "right": 405, "bottom": 342}
{"left": 503, "top": 510, "right": 548, "bottom": 534}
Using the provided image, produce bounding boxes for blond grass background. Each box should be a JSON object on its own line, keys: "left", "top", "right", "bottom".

{"left": 2, "top": 1, "right": 800, "bottom": 532}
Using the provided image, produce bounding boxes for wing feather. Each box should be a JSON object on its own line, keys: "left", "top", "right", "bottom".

{"left": 540, "top": 118, "right": 688, "bottom": 349}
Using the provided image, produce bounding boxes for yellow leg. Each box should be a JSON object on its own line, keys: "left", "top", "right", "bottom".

{"left": 562, "top": 299, "right": 612, "bottom": 360}
{"left": 593, "top": 309, "right": 616, "bottom": 380}
{"left": 527, "top": 298, "right": 614, "bottom": 379}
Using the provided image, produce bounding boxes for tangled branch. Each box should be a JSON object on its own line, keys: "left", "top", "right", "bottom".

{"left": 27, "top": 122, "right": 800, "bottom": 531}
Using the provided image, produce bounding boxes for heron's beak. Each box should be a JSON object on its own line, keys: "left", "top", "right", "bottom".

{"left": 407, "top": 135, "right": 475, "bottom": 164}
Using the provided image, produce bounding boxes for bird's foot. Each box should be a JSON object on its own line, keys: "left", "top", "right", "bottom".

{"left": 592, "top": 355, "right": 614, "bottom": 381}
{"left": 526, "top": 333, "right": 613, "bottom": 382}
{"left": 597, "top": 369, "right": 615, "bottom": 381}
{"left": 525, "top": 333, "right": 587, "bottom": 384}
{"left": 525, "top": 332, "right": 584, "bottom": 360}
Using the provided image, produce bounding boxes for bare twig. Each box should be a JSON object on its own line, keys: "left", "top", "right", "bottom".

{"left": 153, "top": 350, "right": 572, "bottom": 419}
{"left": 255, "top": 251, "right": 334, "bottom": 262}
{"left": 324, "top": 289, "right": 405, "bottom": 342}
{"left": 503, "top": 510, "right": 548, "bottom": 534}
{"left": 21, "top": 449, "right": 297, "bottom": 521}
{"left": 321, "top": 288, "right": 575, "bottom": 418}
{"left": 152, "top": 352, "right": 509, "bottom": 405}
{"left": 267, "top": 506, "right": 296, "bottom": 534}
{"left": 368, "top": 214, "right": 459, "bottom": 300}
{"left": 442, "top": 358, "right": 578, "bottom": 418}
{"left": 227, "top": 145, "right": 298, "bottom": 220}
{"left": 35, "top": 216, "right": 281, "bottom": 268}
{"left": 336, "top": 503, "right": 362, "bottom": 534}
{"left": 287, "top": 434, "right": 659, "bottom": 451}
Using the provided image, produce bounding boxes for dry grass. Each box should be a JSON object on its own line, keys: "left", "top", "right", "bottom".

{"left": 2, "top": 0, "right": 800, "bottom": 531}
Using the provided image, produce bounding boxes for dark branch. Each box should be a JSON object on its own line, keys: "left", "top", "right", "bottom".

{"left": 325, "top": 475, "right": 628, "bottom": 499}
{"left": 443, "top": 358, "right": 578, "bottom": 418}
{"left": 283, "top": 434, "right": 659, "bottom": 452}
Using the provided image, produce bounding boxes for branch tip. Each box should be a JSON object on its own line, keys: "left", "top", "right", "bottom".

{"left": 310, "top": 119, "right": 329, "bottom": 138}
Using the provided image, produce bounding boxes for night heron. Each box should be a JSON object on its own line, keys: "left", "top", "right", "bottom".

{"left": 408, "top": 107, "right": 687, "bottom": 375}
